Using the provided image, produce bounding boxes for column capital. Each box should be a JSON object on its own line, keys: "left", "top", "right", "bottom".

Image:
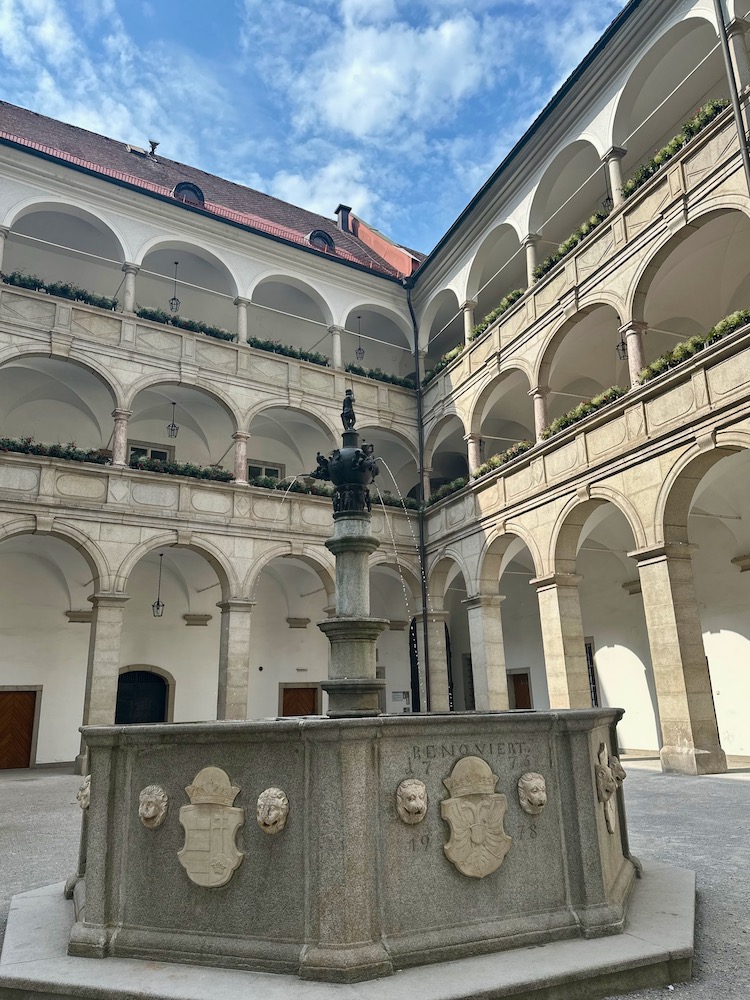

{"left": 111, "top": 407, "right": 132, "bottom": 420}
{"left": 530, "top": 572, "right": 582, "bottom": 591}
{"left": 232, "top": 430, "right": 250, "bottom": 442}
{"left": 521, "top": 232, "right": 541, "bottom": 249}
{"left": 618, "top": 320, "right": 647, "bottom": 337}
{"left": 601, "top": 145, "right": 627, "bottom": 164}
{"left": 87, "top": 592, "right": 131, "bottom": 607}
{"left": 463, "top": 432, "right": 482, "bottom": 443}
{"left": 0, "top": 225, "right": 10, "bottom": 239}
{"left": 217, "top": 599, "right": 257, "bottom": 613}
{"left": 328, "top": 323, "right": 345, "bottom": 334}
{"left": 462, "top": 594, "right": 506, "bottom": 611}
{"left": 121, "top": 262, "right": 140, "bottom": 276}
{"left": 460, "top": 299, "right": 477, "bottom": 312}
{"left": 726, "top": 17, "right": 750, "bottom": 39}
{"left": 233, "top": 296, "right": 251, "bottom": 307}
{"left": 628, "top": 542, "right": 697, "bottom": 564}
{"left": 414, "top": 609, "right": 449, "bottom": 624}
{"left": 528, "top": 384, "right": 549, "bottom": 399}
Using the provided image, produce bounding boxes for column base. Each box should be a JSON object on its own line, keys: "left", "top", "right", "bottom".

{"left": 321, "top": 678, "right": 385, "bottom": 717}
{"left": 73, "top": 751, "right": 88, "bottom": 776}
{"left": 660, "top": 745, "right": 727, "bottom": 775}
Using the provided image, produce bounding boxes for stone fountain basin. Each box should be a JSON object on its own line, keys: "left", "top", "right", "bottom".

{"left": 70, "top": 710, "right": 636, "bottom": 984}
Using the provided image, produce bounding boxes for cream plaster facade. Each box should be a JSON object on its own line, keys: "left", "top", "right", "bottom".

{"left": 2, "top": 0, "right": 750, "bottom": 775}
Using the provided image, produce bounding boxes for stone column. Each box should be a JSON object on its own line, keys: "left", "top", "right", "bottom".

{"left": 462, "top": 595, "right": 509, "bottom": 710}
{"left": 602, "top": 147, "right": 627, "bottom": 208}
{"left": 329, "top": 324, "right": 344, "bottom": 369}
{"left": 234, "top": 297, "right": 251, "bottom": 344}
{"left": 464, "top": 432, "right": 483, "bottom": 473}
{"left": 76, "top": 593, "right": 130, "bottom": 772}
{"left": 232, "top": 430, "right": 250, "bottom": 485}
{"left": 216, "top": 599, "right": 255, "bottom": 719}
{"left": 0, "top": 226, "right": 10, "bottom": 274}
{"left": 619, "top": 320, "right": 647, "bottom": 387}
{"left": 633, "top": 544, "right": 727, "bottom": 775}
{"left": 121, "top": 263, "right": 139, "bottom": 314}
{"left": 319, "top": 512, "right": 387, "bottom": 716}
{"left": 414, "top": 610, "right": 451, "bottom": 711}
{"left": 417, "top": 349, "right": 428, "bottom": 383}
{"left": 110, "top": 408, "right": 132, "bottom": 467}
{"left": 533, "top": 574, "right": 592, "bottom": 709}
{"left": 422, "top": 467, "right": 432, "bottom": 501}
{"left": 727, "top": 18, "right": 750, "bottom": 91}
{"left": 529, "top": 385, "right": 549, "bottom": 442}
{"left": 522, "top": 233, "right": 541, "bottom": 286}
{"left": 460, "top": 299, "right": 477, "bottom": 344}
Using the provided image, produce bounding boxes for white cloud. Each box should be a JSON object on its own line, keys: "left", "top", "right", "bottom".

{"left": 294, "top": 13, "right": 511, "bottom": 139}
{"left": 268, "top": 151, "right": 380, "bottom": 219}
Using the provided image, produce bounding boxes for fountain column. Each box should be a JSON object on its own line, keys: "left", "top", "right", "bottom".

{"left": 314, "top": 391, "right": 388, "bottom": 717}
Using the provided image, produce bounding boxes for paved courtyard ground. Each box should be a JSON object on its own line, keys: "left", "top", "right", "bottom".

{"left": 1, "top": 758, "right": 748, "bottom": 998}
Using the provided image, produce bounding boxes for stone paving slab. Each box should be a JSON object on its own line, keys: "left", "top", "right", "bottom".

{"left": 0, "top": 861, "right": 693, "bottom": 1000}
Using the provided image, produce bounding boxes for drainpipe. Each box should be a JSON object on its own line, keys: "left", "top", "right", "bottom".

{"left": 714, "top": 0, "right": 750, "bottom": 197}
{"left": 405, "top": 279, "right": 431, "bottom": 712}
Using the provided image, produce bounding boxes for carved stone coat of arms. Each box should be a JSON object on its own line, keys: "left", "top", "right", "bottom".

{"left": 440, "top": 756, "right": 512, "bottom": 879}
{"left": 178, "top": 766, "right": 244, "bottom": 888}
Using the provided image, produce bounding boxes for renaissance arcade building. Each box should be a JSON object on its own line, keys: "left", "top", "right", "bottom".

{"left": 1, "top": 0, "right": 749, "bottom": 776}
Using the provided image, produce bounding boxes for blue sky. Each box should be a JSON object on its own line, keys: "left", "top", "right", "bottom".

{"left": 0, "top": 0, "right": 628, "bottom": 253}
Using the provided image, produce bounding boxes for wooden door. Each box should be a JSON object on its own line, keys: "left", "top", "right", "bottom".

{"left": 0, "top": 691, "right": 37, "bottom": 768}
{"left": 281, "top": 686, "right": 318, "bottom": 716}
{"left": 511, "top": 673, "right": 532, "bottom": 710}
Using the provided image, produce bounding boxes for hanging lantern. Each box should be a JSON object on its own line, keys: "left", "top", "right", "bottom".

{"left": 169, "top": 260, "right": 180, "bottom": 313}
{"left": 166, "top": 401, "right": 179, "bottom": 439}
{"left": 152, "top": 552, "right": 165, "bottom": 617}
{"left": 355, "top": 314, "right": 365, "bottom": 362}
{"left": 616, "top": 331, "right": 628, "bottom": 361}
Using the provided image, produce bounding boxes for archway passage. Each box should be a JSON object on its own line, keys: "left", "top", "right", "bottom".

{"left": 247, "top": 406, "right": 336, "bottom": 483}
{"left": 426, "top": 415, "right": 468, "bottom": 492}
{"left": 467, "top": 224, "right": 526, "bottom": 324}
{"left": 473, "top": 369, "right": 534, "bottom": 458}
{"left": 115, "top": 670, "right": 167, "bottom": 724}
{"left": 529, "top": 141, "right": 607, "bottom": 259}
{"left": 422, "top": 289, "right": 463, "bottom": 370}
{"left": 250, "top": 276, "right": 332, "bottom": 360}
{"left": 343, "top": 306, "right": 413, "bottom": 380}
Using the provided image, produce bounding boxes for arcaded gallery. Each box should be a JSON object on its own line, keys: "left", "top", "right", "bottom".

{"left": 1, "top": 0, "right": 750, "bottom": 776}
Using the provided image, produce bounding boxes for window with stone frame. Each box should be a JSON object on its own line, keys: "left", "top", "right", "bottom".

{"left": 247, "top": 460, "right": 285, "bottom": 480}
{"left": 128, "top": 441, "right": 176, "bottom": 463}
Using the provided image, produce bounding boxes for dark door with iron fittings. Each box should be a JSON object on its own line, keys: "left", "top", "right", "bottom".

{"left": 281, "top": 686, "right": 317, "bottom": 716}
{"left": 115, "top": 671, "right": 167, "bottom": 724}
{"left": 512, "top": 672, "right": 533, "bottom": 710}
{"left": 0, "top": 691, "right": 37, "bottom": 768}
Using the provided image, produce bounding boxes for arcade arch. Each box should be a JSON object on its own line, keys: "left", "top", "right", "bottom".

{"left": 250, "top": 275, "right": 333, "bottom": 360}
{"left": 247, "top": 406, "right": 338, "bottom": 483}
{"left": 420, "top": 288, "right": 463, "bottom": 369}
{"left": 343, "top": 305, "right": 413, "bottom": 379}
{"left": 466, "top": 224, "right": 526, "bottom": 325}
{"left": 425, "top": 414, "right": 468, "bottom": 490}
{"left": 137, "top": 241, "right": 238, "bottom": 333}
{"left": 631, "top": 210, "right": 750, "bottom": 361}
{"left": 3, "top": 202, "right": 125, "bottom": 304}
{"left": 470, "top": 369, "right": 534, "bottom": 459}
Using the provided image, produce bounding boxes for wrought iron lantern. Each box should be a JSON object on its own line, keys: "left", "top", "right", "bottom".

{"left": 355, "top": 314, "right": 365, "bottom": 362}
{"left": 152, "top": 552, "right": 165, "bottom": 618}
{"left": 616, "top": 331, "right": 628, "bottom": 361}
{"left": 169, "top": 260, "right": 180, "bottom": 313}
{"left": 166, "top": 401, "right": 179, "bottom": 439}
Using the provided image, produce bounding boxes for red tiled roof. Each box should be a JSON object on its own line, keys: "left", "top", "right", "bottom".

{"left": 0, "top": 100, "right": 407, "bottom": 278}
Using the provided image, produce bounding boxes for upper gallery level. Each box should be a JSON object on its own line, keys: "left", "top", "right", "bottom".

{"left": 410, "top": 0, "right": 750, "bottom": 492}
{"left": 413, "top": 0, "right": 750, "bottom": 364}
{"left": 0, "top": 105, "right": 418, "bottom": 389}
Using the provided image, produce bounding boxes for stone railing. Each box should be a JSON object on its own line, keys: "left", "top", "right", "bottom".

{"left": 0, "top": 286, "right": 418, "bottom": 431}
{"left": 0, "top": 453, "right": 417, "bottom": 548}
{"left": 422, "top": 102, "right": 739, "bottom": 409}
{"left": 425, "top": 322, "right": 750, "bottom": 542}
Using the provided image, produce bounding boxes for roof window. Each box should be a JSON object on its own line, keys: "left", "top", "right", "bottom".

{"left": 307, "top": 229, "right": 335, "bottom": 253}
{"left": 173, "top": 182, "right": 205, "bottom": 208}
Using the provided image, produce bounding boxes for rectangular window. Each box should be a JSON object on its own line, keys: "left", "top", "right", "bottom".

{"left": 128, "top": 442, "right": 175, "bottom": 463}
{"left": 248, "top": 460, "right": 285, "bottom": 480}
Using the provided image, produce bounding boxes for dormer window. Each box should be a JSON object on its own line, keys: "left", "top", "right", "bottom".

{"left": 307, "top": 229, "right": 335, "bottom": 253}
{"left": 173, "top": 182, "right": 205, "bottom": 208}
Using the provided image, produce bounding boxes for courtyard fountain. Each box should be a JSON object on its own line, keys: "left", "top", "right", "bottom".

{"left": 0, "top": 392, "right": 695, "bottom": 1000}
